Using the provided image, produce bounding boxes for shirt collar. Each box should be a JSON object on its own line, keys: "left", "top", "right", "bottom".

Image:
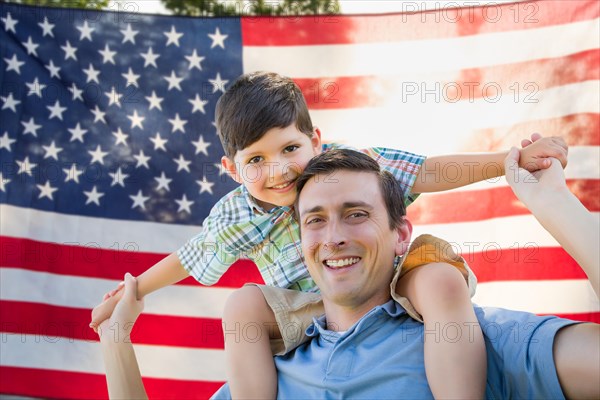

{"left": 306, "top": 299, "right": 408, "bottom": 340}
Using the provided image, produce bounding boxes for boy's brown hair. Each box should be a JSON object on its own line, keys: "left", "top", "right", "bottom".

{"left": 215, "top": 71, "right": 314, "bottom": 159}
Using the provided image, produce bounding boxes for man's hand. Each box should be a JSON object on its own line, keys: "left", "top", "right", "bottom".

{"left": 519, "top": 133, "right": 568, "bottom": 171}
{"left": 504, "top": 147, "right": 568, "bottom": 206}
{"left": 96, "top": 273, "right": 144, "bottom": 342}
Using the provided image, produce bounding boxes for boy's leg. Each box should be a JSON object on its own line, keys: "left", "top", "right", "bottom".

{"left": 222, "top": 285, "right": 280, "bottom": 399}
{"left": 396, "top": 263, "right": 486, "bottom": 399}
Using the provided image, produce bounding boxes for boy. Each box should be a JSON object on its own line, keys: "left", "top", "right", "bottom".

{"left": 91, "top": 71, "right": 568, "bottom": 399}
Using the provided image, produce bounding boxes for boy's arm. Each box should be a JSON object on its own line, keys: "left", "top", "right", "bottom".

{"left": 412, "top": 135, "right": 567, "bottom": 193}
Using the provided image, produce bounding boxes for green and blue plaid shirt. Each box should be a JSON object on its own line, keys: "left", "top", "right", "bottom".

{"left": 177, "top": 144, "right": 425, "bottom": 291}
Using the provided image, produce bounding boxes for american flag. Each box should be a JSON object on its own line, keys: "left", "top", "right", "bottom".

{"left": 1, "top": 0, "right": 598, "bottom": 398}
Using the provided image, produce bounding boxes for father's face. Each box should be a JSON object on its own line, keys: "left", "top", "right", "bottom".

{"left": 298, "top": 170, "right": 411, "bottom": 309}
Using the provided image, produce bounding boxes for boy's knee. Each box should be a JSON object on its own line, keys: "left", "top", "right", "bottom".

{"left": 223, "top": 285, "right": 272, "bottom": 324}
{"left": 416, "top": 263, "right": 469, "bottom": 304}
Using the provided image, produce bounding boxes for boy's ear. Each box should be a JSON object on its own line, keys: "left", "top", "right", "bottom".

{"left": 311, "top": 127, "right": 322, "bottom": 154}
{"left": 221, "top": 156, "right": 242, "bottom": 184}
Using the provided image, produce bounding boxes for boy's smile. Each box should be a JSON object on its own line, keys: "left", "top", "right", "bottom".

{"left": 222, "top": 124, "right": 322, "bottom": 211}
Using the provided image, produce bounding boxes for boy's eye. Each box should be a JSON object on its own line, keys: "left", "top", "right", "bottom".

{"left": 247, "top": 156, "right": 263, "bottom": 164}
{"left": 283, "top": 145, "right": 299, "bottom": 153}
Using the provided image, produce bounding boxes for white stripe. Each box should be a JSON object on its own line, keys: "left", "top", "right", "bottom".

{"left": 0, "top": 268, "right": 232, "bottom": 319}
{"left": 314, "top": 81, "right": 600, "bottom": 155}
{"left": 0, "top": 204, "right": 200, "bottom": 252}
{"left": 0, "top": 336, "right": 227, "bottom": 381}
{"left": 473, "top": 279, "right": 600, "bottom": 314}
{"left": 244, "top": 18, "right": 599, "bottom": 77}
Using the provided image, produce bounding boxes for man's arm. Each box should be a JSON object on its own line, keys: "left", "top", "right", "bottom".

{"left": 412, "top": 135, "right": 567, "bottom": 193}
{"left": 98, "top": 273, "right": 148, "bottom": 400}
{"left": 504, "top": 148, "right": 600, "bottom": 297}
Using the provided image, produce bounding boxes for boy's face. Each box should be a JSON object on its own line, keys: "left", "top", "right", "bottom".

{"left": 222, "top": 124, "right": 322, "bottom": 210}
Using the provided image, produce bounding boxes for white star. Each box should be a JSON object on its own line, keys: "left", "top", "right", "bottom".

{"left": 22, "top": 36, "right": 39, "bottom": 56}
{"left": 127, "top": 110, "right": 145, "bottom": 130}
{"left": 120, "top": 23, "right": 139, "bottom": 44}
{"left": 36, "top": 181, "right": 58, "bottom": 200}
{"left": 0, "top": 132, "right": 16, "bottom": 151}
{"left": 112, "top": 127, "right": 128, "bottom": 146}
{"left": 26, "top": 78, "right": 46, "bottom": 97}
{"left": 68, "top": 82, "right": 83, "bottom": 101}
{"left": 1, "top": 12, "right": 18, "bottom": 33}
{"left": 154, "top": 172, "right": 172, "bottom": 191}
{"left": 164, "top": 70, "right": 184, "bottom": 91}
{"left": 129, "top": 190, "right": 149, "bottom": 210}
{"left": 4, "top": 54, "right": 24, "bottom": 74}
{"left": 208, "top": 27, "right": 228, "bottom": 49}
{"left": 47, "top": 100, "right": 67, "bottom": 120}
{"left": 21, "top": 117, "right": 42, "bottom": 137}
{"left": 88, "top": 145, "right": 108, "bottom": 165}
{"left": 185, "top": 49, "right": 205, "bottom": 70}
{"left": 68, "top": 123, "right": 87, "bottom": 142}
{"left": 61, "top": 40, "right": 78, "bottom": 60}
{"left": 105, "top": 86, "right": 122, "bottom": 107}
{"left": 168, "top": 113, "right": 187, "bottom": 133}
{"left": 109, "top": 167, "right": 129, "bottom": 187}
{"left": 38, "top": 16, "right": 55, "bottom": 37}
{"left": 196, "top": 176, "right": 214, "bottom": 195}
{"left": 214, "top": 162, "right": 228, "bottom": 176}
{"left": 192, "top": 135, "right": 211, "bottom": 156}
{"left": 76, "top": 20, "right": 95, "bottom": 41}
{"left": 1, "top": 93, "right": 20, "bottom": 113}
{"left": 122, "top": 67, "right": 140, "bottom": 87}
{"left": 16, "top": 157, "right": 37, "bottom": 176}
{"left": 98, "top": 44, "right": 116, "bottom": 64}
{"left": 0, "top": 172, "right": 10, "bottom": 192}
{"left": 175, "top": 194, "right": 194, "bottom": 213}
{"left": 140, "top": 46, "right": 160, "bottom": 68}
{"left": 91, "top": 105, "right": 106, "bottom": 123}
{"left": 134, "top": 150, "right": 151, "bottom": 168}
{"left": 42, "top": 141, "right": 63, "bottom": 160}
{"left": 164, "top": 25, "right": 183, "bottom": 47}
{"left": 63, "top": 163, "right": 83, "bottom": 183}
{"left": 174, "top": 154, "right": 192, "bottom": 173}
{"left": 45, "top": 59, "right": 61, "bottom": 79}
{"left": 83, "top": 63, "right": 100, "bottom": 83}
{"left": 209, "top": 72, "right": 228, "bottom": 93}
{"left": 189, "top": 94, "right": 208, "bottom": 114}
{"left": 150, "top": 132, "right": 167, "bottom": 151}
{"left": 84, "top": 186, "right": 104, "bottom": 206}
{"left": 145, "top": 91, "right": 164, "bottom": 111}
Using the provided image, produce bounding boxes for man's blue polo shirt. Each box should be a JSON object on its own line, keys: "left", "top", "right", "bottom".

{"left": 213, "top": 300, "right": 577, "bottom": 399}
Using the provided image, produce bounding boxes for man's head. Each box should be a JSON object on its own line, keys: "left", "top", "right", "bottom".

{"left": 295, "top": 149, "right": 412, "bottom": 316}
{"left": 217, "top": 71, "right": 321, "bottom": 210}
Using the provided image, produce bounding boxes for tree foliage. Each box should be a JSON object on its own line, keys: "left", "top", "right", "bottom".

{"left": 3, "top": 0, "right": 109, "bottom": 9}
{"left": 160, "top": 0, "right": 340, "bottom": 16}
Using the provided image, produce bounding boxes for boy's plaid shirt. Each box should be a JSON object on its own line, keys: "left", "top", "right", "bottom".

{"left": 177, "top": 144, "right": 426, "bottom": 291}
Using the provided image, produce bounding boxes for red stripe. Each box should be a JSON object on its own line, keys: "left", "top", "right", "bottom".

{"left": 0, "top": 301, "right": 225, "bottom": 349}
{"left": 549, "top": 312, "right": 600, "bottom": 323}
{"left": 407, "top": 179, "right": 600, "bottom": 225}
{"left": 242, "top": 0, "right": 599, "bottom": 45}
{"left": 0, "top": 236, "right": 264, "bottom": 287}
{"left": 0, "top": 366, "right": 222, "bottom": 399}
{"left": 466, "top": 113, "right": 600, "bottom": 150}
{"left": 298, "top": 50, "right": 600, "bottom": 110}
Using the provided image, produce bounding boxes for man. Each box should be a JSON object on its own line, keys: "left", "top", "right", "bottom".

{"left": 99, "top": 148, "right": 599, "bottom": 399}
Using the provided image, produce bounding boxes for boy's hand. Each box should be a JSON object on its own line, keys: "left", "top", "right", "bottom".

{"left": 519, "top": 133, "right": 568, "bottom": 172}
{"left": 90, "top": 281, "right": 125, "bottom": 332}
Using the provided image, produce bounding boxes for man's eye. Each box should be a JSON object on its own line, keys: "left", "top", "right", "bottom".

{"left": 348, "top": 212, "right": 368, "bottom": 219}
{"left": 305, "top": 217, "right": 323, "bottom": 225}
{"left": 247, "top": 156, "right": 262, "bottom": 164}
{"left": 283, "top": 145, "right": 299, "bottom": 153}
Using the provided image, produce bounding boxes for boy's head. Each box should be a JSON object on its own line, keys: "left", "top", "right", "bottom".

{"left": 217, "top": 72, "right": 322, "bottom": 210}
{"left": 216, "top": 71, "right": 314, "bottom": 160}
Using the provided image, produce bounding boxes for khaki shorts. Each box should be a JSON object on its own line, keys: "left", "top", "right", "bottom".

{"left": 252, "top": 234, "right": 477, "bottom": 356}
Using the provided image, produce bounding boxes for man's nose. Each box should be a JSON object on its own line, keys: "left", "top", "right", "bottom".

{"left": 323, "top": 221, "right": 347, "bottom": 252}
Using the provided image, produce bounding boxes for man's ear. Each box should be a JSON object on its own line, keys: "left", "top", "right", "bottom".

{"left": 395, "top": 218, "right": 413, "bottom": 257}
{"left": 311, "top": 127, "right": 322, "bottom": 154}
{"left": 221, "top": 156, "right": 241, "bottom": 184}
